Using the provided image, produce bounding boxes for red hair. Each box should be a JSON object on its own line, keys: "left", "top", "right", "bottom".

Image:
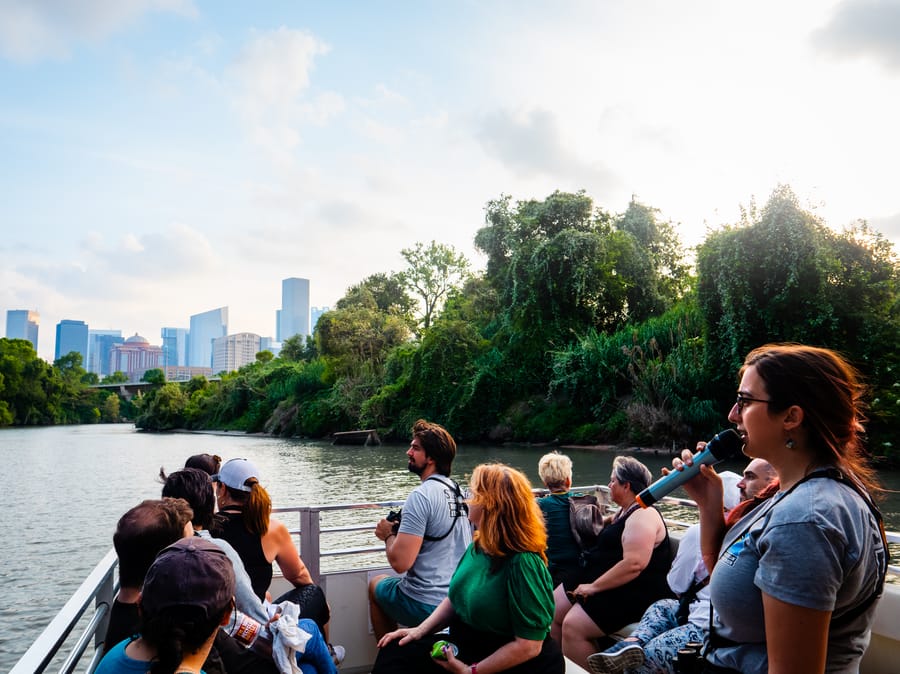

{"left": 468, "top": 463, "right": 547, "bottom": 563}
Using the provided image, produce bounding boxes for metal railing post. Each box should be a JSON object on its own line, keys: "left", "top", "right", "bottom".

{"left": 299, "top": 506, "right": 322, "bottom": 584}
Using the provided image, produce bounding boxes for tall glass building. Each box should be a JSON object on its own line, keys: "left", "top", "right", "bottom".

{"left": 278, "top": 277, "right": 310, "bottom": 341}
{"left": 5, "top": 309, "right": 40, "bottom": 351}
{"left": 161, "top": 327, "right": 189, "bottom": 368}
{"left": 188, "top": 307, "right": 228, "bottom": 368}
{"left": 55, "top": 319, "right": 89, "bottom": 364}
{"left": 87, "top": 330, "right": 124, "bottom": 375}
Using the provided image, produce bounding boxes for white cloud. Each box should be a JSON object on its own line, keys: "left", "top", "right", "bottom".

{"left": 226, "top": 27, "right": 341, "bottom": 165}
{"left": 813, "top": 0, "right": 900, "bottom": 71}
{"left": 0, "top": 0, "right": 197, "bottom": 62}
{"left": 476, "top": 107, "right": 621, "bottom": 194}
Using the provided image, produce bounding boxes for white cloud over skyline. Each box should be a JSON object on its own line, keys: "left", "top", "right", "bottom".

{"left": 2, "top": 0, "right": 899, "bottom": 361}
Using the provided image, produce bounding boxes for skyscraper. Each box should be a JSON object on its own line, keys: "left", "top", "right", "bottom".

{"left": 161, "top": 327, "right": 189, "bottom": 368}
{"left": 278, "top": 277, "right": 310, "bottom": 341}
{"left": 188, "top": 307, "right": 228, "bottom": 368}
{"left": 5, "top": 309, "right": 39, "bottom": 351}
{"left": 87, "top": 330, "right": 124, "bottom": 376}
{"left": 311, "top": 306, "right": 329, "bottom": 332}
{"left": 212, "top": 332, "right": 261, "bottom": 373}
{"left": 55, "top": 319, "right": 89, "bottom": 364}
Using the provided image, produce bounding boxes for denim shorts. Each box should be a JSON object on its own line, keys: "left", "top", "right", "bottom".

{"left": 374, "top": 576, "right": 437, "bottom": 627}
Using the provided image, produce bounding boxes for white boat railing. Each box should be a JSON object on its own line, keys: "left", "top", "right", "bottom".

{"left": 11, "top": 488, "right": 900, "bottom": 673}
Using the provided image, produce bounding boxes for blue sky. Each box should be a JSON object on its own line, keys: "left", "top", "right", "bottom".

{"left": 2, "top": 0, "right": 900, "bottom": 361}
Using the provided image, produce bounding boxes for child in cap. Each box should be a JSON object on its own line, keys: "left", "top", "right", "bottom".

{"left": 96, "top": 537, "right": 236, "bottom": 674}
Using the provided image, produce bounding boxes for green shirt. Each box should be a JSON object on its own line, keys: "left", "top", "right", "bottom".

{"left": 448, "top": 544, "right": 554, "bottom": 641}
{"left": 538, "top": 492, "right": 581, "bottom": 574}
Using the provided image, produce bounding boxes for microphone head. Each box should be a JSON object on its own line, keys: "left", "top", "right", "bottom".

{"left": 706, "top": 428, "right": 742, "bottom": 461}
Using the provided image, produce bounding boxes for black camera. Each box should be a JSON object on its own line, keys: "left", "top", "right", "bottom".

{"left": 386, "top": 508, "right": 402, "bottom": 534}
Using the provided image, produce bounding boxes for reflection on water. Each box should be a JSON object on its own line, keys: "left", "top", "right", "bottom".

{"left": 1, "top": 424, "right": 898, "bottom": 668}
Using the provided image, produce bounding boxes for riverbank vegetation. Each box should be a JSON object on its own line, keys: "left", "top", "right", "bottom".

{"left": 4, "top": 186, "right": 900, "bottom": 461}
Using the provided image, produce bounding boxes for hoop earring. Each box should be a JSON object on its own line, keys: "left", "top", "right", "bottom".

{"left": 785, "top": 438, "right": 795, "bottom": 449}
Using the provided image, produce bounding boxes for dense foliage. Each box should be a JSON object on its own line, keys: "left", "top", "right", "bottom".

{"left": 0, "top": 339, "right": 123, "bottom": 425}
{"left": 5, "top": 187, "right": 900, "bottom": 462}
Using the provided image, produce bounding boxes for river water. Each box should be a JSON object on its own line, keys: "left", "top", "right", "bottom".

{"left": 2, "top": 424, "right": 899, "bottom": 670}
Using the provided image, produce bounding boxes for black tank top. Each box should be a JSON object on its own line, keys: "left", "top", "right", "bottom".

{"left": 587, "top": 503, "right": 672, "bottom": 584}
{"left": 215, "top": 509, "right": 271, "bottom": 600}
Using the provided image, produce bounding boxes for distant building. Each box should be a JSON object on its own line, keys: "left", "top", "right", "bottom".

{"left": 260, "top": 336, "right": 281, "bottom": 358}
{"left": 163, "top": 365, "right": 213, "bottom": 382}
{"left": 277, "top": 277, "right": 310, "bottom": 341}
{"left": 109, "top": 334, "right": 163, "bottom": 380}
{"left": 55, "top": 319, "right": 89, "bottom": 364}
{"left": 212, "top": 332, "right": 261, "bottom": 373}
{"left": 311, "top": 306, "right": 329, "bottom": 332}
{"left": 87, "top": 330, "right": 124, "bottom": 376}
{"left": 188, "top": 307, "right": 228, "bottom": 368}
{"left": 6, "top": 309, "right": 39, "bottom": 351}
{"left": 161, "top": 327, "right": 189, "bottom": 368}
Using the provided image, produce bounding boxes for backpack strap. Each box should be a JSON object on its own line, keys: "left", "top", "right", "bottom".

{"left": 421, "top": 476, "right": 469, "bottom": 542}
{"left": 799, "top": 469, "right": 889, "bottom": 625}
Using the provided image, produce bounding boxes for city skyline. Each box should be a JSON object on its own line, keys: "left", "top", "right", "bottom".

{"left": 4, "top": 2, "right": 900, "bottom": 363}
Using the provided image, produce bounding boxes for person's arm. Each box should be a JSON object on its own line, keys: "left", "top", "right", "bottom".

{"left": 374, "top": 517, "right": 424, "bottom": 574}
{"left": 439, "top": 636, "right": 543, "bottom": 674}
{"left": 666, "top": 524, "right": 703, "bottom": 595}
{"left": 377, "top": 597, "right": 457, "bottom": 648}
{"left": 573, "top": 508, "right": 658, "bottom": 597}
{"left": 266, "top": 520, "right": 315, "bottom": 586}
{"left": 763, "top": 592, "right": 830, "bottom": 674}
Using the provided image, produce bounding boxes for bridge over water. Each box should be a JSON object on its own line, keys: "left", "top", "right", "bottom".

{"left": 89, "top": 378, "right": 220, "bottom": 400}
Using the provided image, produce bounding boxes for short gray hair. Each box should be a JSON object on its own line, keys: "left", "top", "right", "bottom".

{"left": 612, "top": 456, "right": 652, "bottom": 494}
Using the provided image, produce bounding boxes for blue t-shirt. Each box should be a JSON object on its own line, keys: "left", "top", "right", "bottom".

{"left": 709, "top": 475, "right": 885, "bottom": 673}
{"left": 95, "top": 638, "right": 208, "bottom": 674}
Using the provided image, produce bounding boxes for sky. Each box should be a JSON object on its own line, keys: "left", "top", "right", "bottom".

{"left": 2, "top": 0, "right": 900, "bottom": 362}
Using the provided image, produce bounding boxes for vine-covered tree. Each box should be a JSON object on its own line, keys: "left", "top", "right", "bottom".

{"left": 698, "top": 185, "right": 900, "bottom": 386}
{"left": 337, "top": 272, "right": 416, "bottom": 322}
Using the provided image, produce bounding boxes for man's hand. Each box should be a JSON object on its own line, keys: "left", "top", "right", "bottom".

{"left": 374, "top": 518, "right": 395, "bottom": 542}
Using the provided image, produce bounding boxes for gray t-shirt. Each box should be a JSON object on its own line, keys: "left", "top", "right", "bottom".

{"left": 708, "top": 474, "right": 885, "bottom": 673}
{"left": 196, "top": 529, "right": 270, "bottom": 625}
{"left": 397, "top": 475, "right": 473, "bottom": 606}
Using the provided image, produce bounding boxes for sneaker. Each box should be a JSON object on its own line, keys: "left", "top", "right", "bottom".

{"left": 328, "top": 643, "right": 345, "bottom": 666}
{"left": 586, "top": 641, "right": 645, "bottom": 674}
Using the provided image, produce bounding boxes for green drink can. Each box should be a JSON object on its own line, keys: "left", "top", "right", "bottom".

{"left": 430, "top": 640, "right": 459, "bottom": 660}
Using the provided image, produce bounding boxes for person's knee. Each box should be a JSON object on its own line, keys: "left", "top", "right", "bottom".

{"left": 369, "top": 574, "right": 388, "bottom": 601}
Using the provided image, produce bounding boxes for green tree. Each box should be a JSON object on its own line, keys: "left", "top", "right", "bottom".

{"left": 0, "top": 338, "right": 57, "bottom": 424}
{"left": 400, "top": 241, "right": 470, "bottom": 331}
{"left": 141, "top": 368, "right": 166, "bottom": 384}
{"left": 280, "top": 334, "right": 317, "bottom": 362}
{"left": 316, "top": 306, "right": 411, "bottom": 378}
{"left": 102, "top": 371, "right": 130, "bottom": 384}
{"left": 696, "top": 185, "right": 900, "bottom": 453}
{"left": 337, "top": 272, "right": 416, "bottom": 321}
{"left": 134, "top": 382, "right": 187, "bottom": 430}
{"left": 615, "top": 198, "right": 691, "bottom": 319}
{"left": 256, "top": 350, "right": 274, "bottom": 364}
{"left": 101, "top": 393, "right": 121, "bottom": 422}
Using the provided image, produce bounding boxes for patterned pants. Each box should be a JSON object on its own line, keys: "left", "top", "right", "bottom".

{"left": 628, "top": 599, "right": 706, "bottom": 674}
